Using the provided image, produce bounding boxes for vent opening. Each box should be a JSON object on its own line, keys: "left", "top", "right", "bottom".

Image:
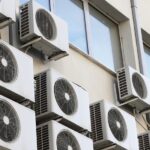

{"left": 108, "top": 108, "right": 127, "bottom": 141}
{"left": 0, "top": 44, "right": 17, "bottom": 82}
{"left": 132, "top": 73, "right": 147, "bottom": 99}
{"left": 57, "top": 131, "right": 80, "bottom": 150}
{"left": 54, "top": 78, "right": 77, "bottom": 115}
{"left": 36, "top": 9, "right": 56, "bottom": 40}
{"left": 0, "top": 100, "right": 20, "bottom": 142}
{"left": 138, "top": 133, "right": 150, "bottom": 150}
{"left": 37, "top": 125, "right": 49, "bottom": 150}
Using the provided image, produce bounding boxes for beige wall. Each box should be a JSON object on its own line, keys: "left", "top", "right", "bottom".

{"left": 139, "top": 0, "right": 150, "bottom": 34}
{"left": 33, "top": 47, "right": 116, "bottom": 104}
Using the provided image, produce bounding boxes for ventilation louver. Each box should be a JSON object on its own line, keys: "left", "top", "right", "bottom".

{"left": 90, "top": 100, "right": 139, "bottom": 150}
{"left": 138, "top": 132, "right": 150, "bottom": 150}
{"left": 19, "top": 0, "right": 69, "bottom": 60}
{"left": 116, "top": 66, "right": 150, "bottom": 113}
{"left": 37, "top": 121, "right": 93, "bottom": 150}
{"left": 35, "top": 69, "right": 91, "bottom": 133}
{"left": 0, "top": 40, "right": 35, "bottom": 103}
{"left": 36, "top": 124, "right": 49, "bottom": 150}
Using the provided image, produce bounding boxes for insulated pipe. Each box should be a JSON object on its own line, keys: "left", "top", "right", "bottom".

{"left": 131, "top": 0, "right": 146, "bottom": 74}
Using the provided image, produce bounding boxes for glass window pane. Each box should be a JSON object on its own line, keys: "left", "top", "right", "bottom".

{"left": 55, "top": 0, "right": 88, "bottom": 53}
{"left": 144, "top": 45, "right": 150, "bottom": 78}
{"left": 36, "top": 0, "right": 50, "bottom": 10}
{"left": 90, "top": 6, "right": 121, "bottom": 70}
{"left": 19, "top": 0, "right": 29, "bottom": 5}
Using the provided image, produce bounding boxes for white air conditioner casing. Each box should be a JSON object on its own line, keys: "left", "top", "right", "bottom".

{"left": 37, "top": 121, "right": 93, "bottom": 150}
{"left": 0, "top": 0, "right": 16, "bottom": 27}
{"left": 138, "top": 132, "right": 150, "bottom": 150}
{"left": 35, "top": 69, "right": 91, "bottom": 132}
{"left": 116, "top": 66, "right": 150, "bottom": 113}
{"left": 90, "top": 100, "right": 139, "bottom": 150}
{"left": 0, "top": 40, "right": 34, "bottom": 103}
{"left": 19, "top": 0, "right": 68, "bottom": 60}
{"left": 0, "top": 95, "right": 37, "bottom": 150}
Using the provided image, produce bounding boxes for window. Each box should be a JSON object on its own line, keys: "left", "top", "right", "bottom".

{"left": 55, "top": 0, "right": 88, "bottom": 53}
{"left": 89, "top": 6, "right": 122, "bottom": 71}
{"left": 54, "top": 0, "right": 122, "bottom": 71}
{"left": 144, "top": 45, "right": 150, "bottom": 78}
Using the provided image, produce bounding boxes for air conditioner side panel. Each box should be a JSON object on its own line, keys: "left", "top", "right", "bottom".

{"left": 0, "top": 0, "right": 16, "bottom": 22}
{"left": 0, "top": 41, "right": 35, "bottom": 102}
{"left": 0, "top": 96, "right": 37, "bottom": 150}
{"left": 103, "top": 100, "right": 139, "bottom": 150}
{"left": 50, "top": 121, "right": 93, "bottom": 150}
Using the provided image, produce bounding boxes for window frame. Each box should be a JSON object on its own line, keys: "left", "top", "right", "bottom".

{"left": 143, "top": 42, "right": 150, "bottom": 78}
{"left": 51, "top": 0, "right": 123, "bottom": 72}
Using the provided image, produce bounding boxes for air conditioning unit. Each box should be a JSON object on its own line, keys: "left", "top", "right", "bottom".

{"left": 35, "top": 69, "right": 91, "bottom": 132}
{"left": 138, "top": 132, "right": 150, "bottom": 150}
{"left": 37, "top": 120, "right": 93, "bottom": 150}
{"left": 0, "top": 95, "right": 37, "bottom": 150}
{"left": 0, "top": 0, "right": 16, "bottom": 28}
{"left": 19, "top": 0, "right": 69, "bottom": 60}
{"left": 90, "top": 100, "right": 139, "bottom": 150}
{"left": 116, "top": 66, "right": 150, "bottom": 113}
{"left": 0, "top": 40, "right": 34, "bottom": 103}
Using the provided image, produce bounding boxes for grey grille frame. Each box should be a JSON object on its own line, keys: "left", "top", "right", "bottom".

{"left": 34, "top": 72, "right": 48, "bottom": 116}
{"left": 117, "top": 68, "right": 128, "bottom": 99}
{"left": 20, "top": 3, "right": 30, "bottom": 37}
{"left": 37, "top": 124, "right": 50, "bottom": 150}
{"left": 138, "top": 132, "right": 150, "bottom": 150}
{"left": 90, "top": 102, "right": 104, "bottom": 142}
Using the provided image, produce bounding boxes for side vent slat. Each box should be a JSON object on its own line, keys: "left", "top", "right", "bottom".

{"left": 117, "top": 69, "right": 128, "bottom": 98}
{"left": 138, "top": 133, "right": 150, "bottom": 150}
{"left": 90, "top": 103, "right": 103, "bottom": 142}
{"left": 37, "top": 125, "right": 50, "bottom": 150}
{"left": 34, "top": 72, "right": 48, "bottom": 116}
{"left": 20, "top": 4, "right": 30, "bottom": 37}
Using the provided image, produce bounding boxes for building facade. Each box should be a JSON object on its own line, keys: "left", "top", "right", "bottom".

{"left": 0, "top": 0, "right": 150, "bottom": 149}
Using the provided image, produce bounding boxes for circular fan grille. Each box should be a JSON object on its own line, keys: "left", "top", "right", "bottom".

{"left": 0, "top": 44, "right": 17, "bottom": 82}
{"left": 0, "top": 100, "right": 19, "bottom": 142}
{"left": 36, "top": 9, "right": 56, "bottom": 40}
{"left": 108, "top": 109, "right": 127, "bottom": 141}
{"left": 132, "top": 73, "right": 147, "bottom": 98}
{"left": 54, "top": 78, "right": 77, "bottom": 115}
{"left": 57, "top": 131, "right": 80, "bottom": 150}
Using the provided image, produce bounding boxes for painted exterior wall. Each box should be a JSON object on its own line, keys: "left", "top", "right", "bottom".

{"left": 1, "top": 0, "right": 150, "bottom": 147}
{"left": 139, "top": 0, "right": 150, "bottom": 34}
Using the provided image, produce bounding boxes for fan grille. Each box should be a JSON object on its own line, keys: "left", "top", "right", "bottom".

{"left": 57, "top": 131, "right": 80, "bottom": 150}
{"left": 0, "top": 100, "right": 19, "bottom": 142}
{"left": 108, "top": 109, "right": 127, "bottom": 141}
{"left": 36, "top": 9, "right": 55, "bottom": 40}
{"left": 132, "top": 73, "right": 147, "bottom": 99}
{"left": 54, "top": 78, "right": 77, "bottom": 115}
{"left": 0, "top": 44, "right": 17, "bottom": 82}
